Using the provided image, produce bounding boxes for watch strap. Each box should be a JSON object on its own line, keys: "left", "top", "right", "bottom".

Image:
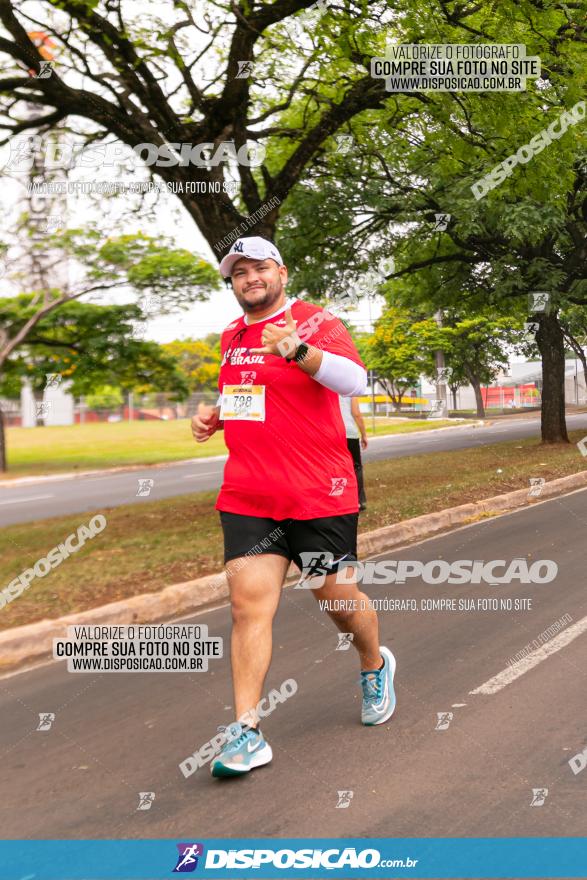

{"left": 293, "top": 342, "right": 309, "bottom": 363}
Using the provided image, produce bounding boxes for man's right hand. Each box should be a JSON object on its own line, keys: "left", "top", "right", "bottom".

{"left": 191, "top": 403, "right": 220, "bottom": 443}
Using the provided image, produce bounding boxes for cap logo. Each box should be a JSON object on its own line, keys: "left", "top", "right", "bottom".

{"left": 233, "top": 241, "right": 244, "bottom": 253}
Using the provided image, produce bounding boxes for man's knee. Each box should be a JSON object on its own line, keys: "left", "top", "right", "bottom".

{"left": 230, "top": 591, "right": 263, "bottom": 624}
{"left": 229, "top": 575, "right": 280, "bottom": 623}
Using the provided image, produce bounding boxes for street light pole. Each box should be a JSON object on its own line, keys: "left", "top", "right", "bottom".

{"left": 434, "top": 310, "right": 448, "bottom": 418}
{"left": 369, "top": 369, "right": 376, "bottom": 434}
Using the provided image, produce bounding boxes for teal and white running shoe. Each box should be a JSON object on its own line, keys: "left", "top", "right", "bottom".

{"left": 360, "top": 645, "right": 397, "bottom": 726}
{"left": 210, "top": 722, "right": 273, "bottom": 778}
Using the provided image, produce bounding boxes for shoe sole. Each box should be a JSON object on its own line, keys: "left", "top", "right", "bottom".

{"left": 362, "top": 645, "right": 397, "bottom": 726}
{"left": 211, "top": 743, "right": 273, "bottom": 778}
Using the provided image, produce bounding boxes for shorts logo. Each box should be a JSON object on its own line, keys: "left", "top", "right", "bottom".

{"left": 295, "top": 552, "right": 351, "bottom": 588}
{"left": 240, "top": 371, "right": 256, "bottom": 383}
{"left": 329, "top": 477, "right": 348, "bottom": 496}
{"left": 173, "top": 843, "right": 204, "bottom": 872}
{"left": 296, "top": 551, "right": 334, "bottom": 588}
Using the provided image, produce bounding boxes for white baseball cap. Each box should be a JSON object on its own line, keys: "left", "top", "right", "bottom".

{"left": 219, "top": 236, "right": 284, "bottom": 278}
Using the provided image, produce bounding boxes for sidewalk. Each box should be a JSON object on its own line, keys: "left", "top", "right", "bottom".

{"left": 2, "top": 468, "right": 586, "bottom": 673}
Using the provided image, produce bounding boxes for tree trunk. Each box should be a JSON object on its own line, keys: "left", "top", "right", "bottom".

{"left": 382, "top": 379, "right": 401, "bottom": 411}
{"left": 468, "top": 374, "right": 485, "bottom": 418}
{"left": 536, "top": 312, "right": 569, "bottom": 444}
{"left": 0, "top": 405, "right": 6, "bottom": 473}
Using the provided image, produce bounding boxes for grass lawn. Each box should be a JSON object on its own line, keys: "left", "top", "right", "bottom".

{"left": 0, "top": 430, "right": 584, "bottom": 632}
{"left": 2, "top": 417, "right": 457, "bottom": 478}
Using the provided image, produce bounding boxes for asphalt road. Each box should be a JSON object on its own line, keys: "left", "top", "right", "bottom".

{"left": 1, "top": 488, "right": 585, "bottom": 844}
{"left": 2, "top": 413, "right": 587, "bottom": 527}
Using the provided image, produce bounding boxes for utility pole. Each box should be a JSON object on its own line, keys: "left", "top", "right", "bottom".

{"left": 369, "top": 369, "right": 376, "bottom": 434}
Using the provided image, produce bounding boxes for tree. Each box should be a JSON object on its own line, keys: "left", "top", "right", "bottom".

{"left": 0, "top": 228, "right": 215, "bottom": 468}
{"left": 1, "top": 299, "right": 186, "bottom": 396}
{"left": 281, "top": 104, "right": 585, "bottom": 441}
{"left": 359, "top": 308, "right": 437, "bottom": 410}
{"left": 161, "top": 337, "right": 221, "bottom": 395}
{"left": 438, "top": 315, "right": 526, "bottom": 418}
{"left": 275, "top": 5, "right": 585, "bottom": 443}
{"left": 0, "top": 0, "right": 401, "bottom": 251}
{"left": 3, "top": 1, "right": 569, "bottom": 253}
{"left": 0, "top": 226, "right": 219, "bottom": 374}
{"left": 360, "top": 306, "right": 524, "bottom": 417}
{"left": 84, "top": 385, "right": 123, "bottom": 410}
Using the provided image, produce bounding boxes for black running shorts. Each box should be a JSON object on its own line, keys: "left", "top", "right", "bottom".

{"left": 219, "top": 511, "right": 358, "bottom": 574}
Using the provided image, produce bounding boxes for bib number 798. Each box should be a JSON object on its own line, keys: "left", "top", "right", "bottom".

{"left": 234, "top": 394, "right": 253, "bottom": 414}
{"left": 220, "top": 385, "right": 265, "bottom": 421}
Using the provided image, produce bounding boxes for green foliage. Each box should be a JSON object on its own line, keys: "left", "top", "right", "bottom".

{"left": 439, "top": 314, "right": 526, "bottom": 388}
{"left": 0, "top": 298, "right": 188, "bottom": 399}
{"left": 276, "top": 2, "right": 586, "bottom": 324}
{"left": 52, "top": 229, "right": 221, "bottom": 309}
{"left": 360, "top": 307, "right": 438, "bottom": 404}
{"left": 85, "top": 385, "right": 124, "bottom": 409}
{"left": 161, "top": 337, "right": 221, "bottom": 394}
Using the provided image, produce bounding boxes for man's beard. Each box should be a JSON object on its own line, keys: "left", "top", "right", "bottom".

{"left": 237, "top": 280, "right": 283, "bottom": 314}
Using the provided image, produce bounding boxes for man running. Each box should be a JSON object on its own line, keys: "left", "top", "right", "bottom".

{"left": 191, "top": 236, "right": 396, "bottom": 778}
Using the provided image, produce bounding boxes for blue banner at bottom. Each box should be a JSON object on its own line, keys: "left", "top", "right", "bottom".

{"left": 0, "top": 838, "right": 586, "bottom": 879}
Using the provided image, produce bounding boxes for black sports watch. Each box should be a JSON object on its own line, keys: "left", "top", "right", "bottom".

{"left": 286, "top": 342, "right": 309, "bottom": 363}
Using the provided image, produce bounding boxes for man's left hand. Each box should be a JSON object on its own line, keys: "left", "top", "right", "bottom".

{"left": 249, "top": 307, "right": 301, "bottom": 358}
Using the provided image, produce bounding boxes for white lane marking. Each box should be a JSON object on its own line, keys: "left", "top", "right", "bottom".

{"left": 183, "top": 471, "right": 219, "bottom": 479}
{"left": 0, "top": 494, "right": 53, "bottom": 506}
{"left": 470, "top": 615, "right": 587, "bottom": 695}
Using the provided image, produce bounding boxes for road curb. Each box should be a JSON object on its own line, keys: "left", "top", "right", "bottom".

{"left": 2, "top": 468, "right": 586, "bottom": 673}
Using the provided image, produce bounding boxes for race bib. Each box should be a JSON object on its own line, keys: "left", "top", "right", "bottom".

{"left": 220, "top": 385, "right": 265, "bottom": 421}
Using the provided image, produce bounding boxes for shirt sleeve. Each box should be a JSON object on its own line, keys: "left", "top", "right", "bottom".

{"left": 313, "top": 350, "right": 368, "bottom": 396}
{"left": 302, "top": 306, "right": 365, "bottom": 368}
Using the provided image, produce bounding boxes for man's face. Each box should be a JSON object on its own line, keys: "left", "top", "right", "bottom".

{"left": 230, "top": 257, "right": 288, "bottom": 314}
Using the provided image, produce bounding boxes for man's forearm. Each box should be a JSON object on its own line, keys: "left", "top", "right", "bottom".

{"left": 306, "top": 349, "right": 368, "bottom": 396}
{"left": 291, "top": 344, "right": 323, "bottom": 376}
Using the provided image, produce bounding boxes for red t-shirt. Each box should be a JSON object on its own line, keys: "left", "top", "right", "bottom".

{"left": 215, "top": 299, "right": 365, "bottom": 520}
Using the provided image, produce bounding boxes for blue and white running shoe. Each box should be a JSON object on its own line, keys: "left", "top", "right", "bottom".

{"left": 211, "top": 722, "right": 273, "bottom": 778}
{"left": 360, "top": 645, "right": 397, "bottom": 725}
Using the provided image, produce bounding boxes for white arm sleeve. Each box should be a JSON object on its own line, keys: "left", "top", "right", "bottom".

{"left": 312, "top": 350, "right": 368, "bottom": 396}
